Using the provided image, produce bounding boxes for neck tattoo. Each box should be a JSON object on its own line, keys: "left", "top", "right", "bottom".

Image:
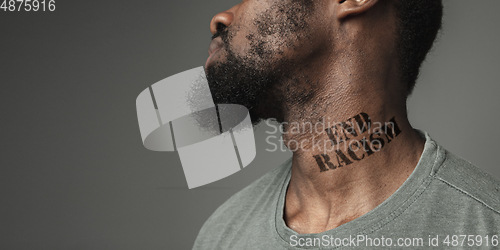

{"left": 312, "top": 112, "right": 402, "bottom": 172}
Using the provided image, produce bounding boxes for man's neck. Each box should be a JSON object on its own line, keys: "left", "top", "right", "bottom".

{"left": 280, "top": 103, "right": 425, "bottom": 234}
{"left": 267, "top": 31, "right": 427, "bottom": 234}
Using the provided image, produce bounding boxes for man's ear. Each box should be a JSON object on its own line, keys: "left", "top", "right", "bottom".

{"left": 337, "top": 0, "right": 380, "bottom": 20}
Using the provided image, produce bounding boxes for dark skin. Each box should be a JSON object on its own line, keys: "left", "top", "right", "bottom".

{"left": 207, "top": 0, "right": 425, "bottom": 234}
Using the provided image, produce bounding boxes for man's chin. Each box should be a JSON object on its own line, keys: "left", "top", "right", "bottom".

{"left": 204, "top": 51, "right": 287, "bottom": 124}
{"left": 204, "top": 53, "right": 225, "bottom": 75}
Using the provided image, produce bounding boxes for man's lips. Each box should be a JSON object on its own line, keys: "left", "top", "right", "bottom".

{"left": 205, "top": 37, "right": 224, "bottom": 69}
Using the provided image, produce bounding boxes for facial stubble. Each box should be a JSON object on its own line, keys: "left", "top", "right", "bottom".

{"left": 206, "top": 0, "right": 319, "bottom": 125}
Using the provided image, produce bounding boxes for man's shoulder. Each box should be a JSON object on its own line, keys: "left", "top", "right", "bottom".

{"left": 193, "top": 158, "right": 292, "bottom": 247}
{"left": 433, "top": 149, "right": 500, "bottom": 215}
{"left": 215, "top": 157, "right": 291, "bottom": 215}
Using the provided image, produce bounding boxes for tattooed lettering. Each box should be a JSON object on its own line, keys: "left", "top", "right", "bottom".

{"left": 325, "top": 113, "right": 372, "bottom": 146}
{"left": 314, "top": 113, "right": 402, "bottom": 172}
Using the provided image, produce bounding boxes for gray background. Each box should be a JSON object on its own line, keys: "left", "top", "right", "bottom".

{"left": 1, "top": 0, "right": 499, "bottom": 249}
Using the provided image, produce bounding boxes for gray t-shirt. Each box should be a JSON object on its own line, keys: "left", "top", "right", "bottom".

{"left": 193, "top": 132, "right": 500, "bottom": 249}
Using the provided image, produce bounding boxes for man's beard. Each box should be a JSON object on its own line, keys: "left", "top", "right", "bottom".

{"left": 206, "top": 42, "right": 288, "bottom": 125}
{"left": 205, "top": 0, "right": 318, "bottom": 125}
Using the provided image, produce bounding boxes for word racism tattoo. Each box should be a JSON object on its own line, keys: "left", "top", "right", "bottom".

{"left": 313, "top": 113, "right": 402, "bottom": 172}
